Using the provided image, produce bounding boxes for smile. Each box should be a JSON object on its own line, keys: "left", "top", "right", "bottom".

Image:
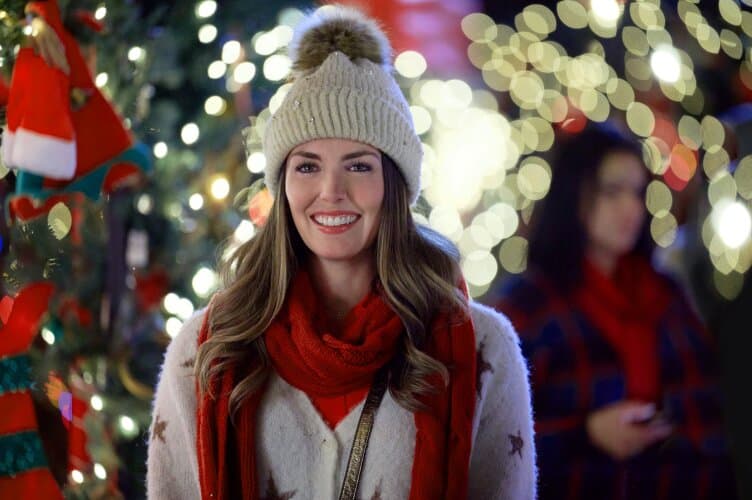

{"left": 312, "top": 214, "right": 360, "bottom": 227}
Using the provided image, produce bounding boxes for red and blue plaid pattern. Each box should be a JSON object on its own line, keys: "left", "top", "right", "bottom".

{"left": 493, "top": 274, "right": 737, "bottom": 500}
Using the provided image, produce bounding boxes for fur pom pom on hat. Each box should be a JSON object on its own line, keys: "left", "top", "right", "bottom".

{"left": 288, "top": 6, "right": 391, "bottom": 73}
{"left": 261, "top": 5, "right": 423, "bottom": 203}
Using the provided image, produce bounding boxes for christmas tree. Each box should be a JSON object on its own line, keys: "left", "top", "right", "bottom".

{"left": 0, "top": 1, "right": 309, "bottom": 497}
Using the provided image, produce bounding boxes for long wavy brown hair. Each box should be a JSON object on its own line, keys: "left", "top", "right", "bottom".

{"left": 195, "top": 154, "right": 466, "bottom": 422}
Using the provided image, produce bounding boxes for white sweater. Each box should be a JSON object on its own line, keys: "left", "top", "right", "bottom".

{"left": 146, "top": 301, "right": 536, "bottom": 499}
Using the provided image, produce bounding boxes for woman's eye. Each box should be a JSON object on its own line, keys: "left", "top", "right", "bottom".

{"left": 348, "top": 162, "right": 372, "bottom": 172}
{"left": 295, "top": 163, "right": 318, "bottom": 173}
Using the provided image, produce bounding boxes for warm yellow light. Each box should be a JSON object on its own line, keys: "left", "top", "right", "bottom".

{"left": 651, "top": 45, "right": 681, "bottom": 83}
{"left": 192, "top": 267, "right": 219, "bottom": 298}
{"left": 128, "top": 46, "right": 144, "bottom": 62}
{"left": 395, "top": 50, "right": 428, "bottom": 79}
{"left": 712, "top": 200, "right": 752, "bottom": 249}
{"left": 95, "top": 72, "right": 108, "bottom": 88}
{"left": 210, "top": 177, "right": 230, "bottom": 200}
{"left": 233, "top": 62, "right": 256, "bottom": 84}
{"left": 189, "top": 193, "right": 204, "bottom": 210}
{"left": 198, "top": 24, "right": 218, "bottom": 44}
{"left": 71, "top": 470, "right": 84, "bottom": 484}
{"left": 222, "top": 40, "right": 242, "bottom": 64}
{"left": 153, "top": 142, "right": 168, "bottom": 159}
{"left": 90, "top": 395, "right": 104, "bottom": 411}
{"left": 207, "top": 60, "right": 227, "bottom": 79}
{"left": 590, "top": 0, "right": 622, "bottom": 25}
{"left": 263, "top": 55, "right": 292, "bottom": 81}
{"left": 181, "top": 123, "right": 200, "bottom": 145}
{"left": 195, "top": 1, "right": 217, "bottom": 19}
{"left": 204, "top": 95, "right": 227, "bottom": 116}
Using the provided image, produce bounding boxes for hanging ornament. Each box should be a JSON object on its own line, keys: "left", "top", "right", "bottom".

{"left": 0, "top": 282, "right": 63, "bottom": 499}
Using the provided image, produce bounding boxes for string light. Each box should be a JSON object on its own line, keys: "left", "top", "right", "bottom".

{"left": 395, "top": 51, "right": 428, "bottom": 78}
{"left": 263, "top": 54, "right": 292, "bottom": 81}
{"left": 207, "top": 60, "right": 227, "bottom": 79}
{"left": 233, "top": 62, "right": 256, "bottom": 84}
{"left": 712, "top": 200, "right": 752, "bottom": 249}
{"left": 651, "top": 45, "right": 681, "bottom": 83}
{"left": 204, "top": 95, "right": 227, "bottom": 116}
{"left": 90, "top": 395, "right": 104, "bottom": 411}
{"left": 94, "top": 463, "right": 107, "bottom": 480}
{"left": 118, "top": 415, "right": 138, "bottom": 438}
{"left": 165, "top": 317, "right": 183, "bottom": 338}
{"left": 128, "top": 47, "right": 144, "bottom": 62}
{"left": 136, "top": 194, "right": 153, "bottom": 215}
{"left": 189, "top": 193, "right": 205, "bottom": 210}
{"left": 181, "top": 123, "right": 200, "bottom": 145}
{"left": 590, "top": 0, "right": 622, "bottom": 26}
{"left": 246, "top": 152, "right": 266, "bottom": 173}
{"left": 209, "top": 177, "right": 230, "bottom": 200}
{"left": 163, "top": 292, "right": 181, "bottom": 314}
{"left": 192, "top": 267, "right": 218, "bottom": 298}
{"left": 222, "top": 40, "right": 242, "bottom": 64}
{"left": 41, "top": 327, "right": 55, "bottom": 345}
{"left": 153, "top": 142, "right": 168, "bottom": 159}
{"left": 195, "top": 0, "right": 217, "bottom": 19}
{"left": 198, "top": 24, "right": 218, "bottom": 44}
{"left": 253, "top": 31, "right": 278, "bottom": 56}
{"left": 234, "top": 220, "right": 256, "bottom": 243}
{"left": 95, "top": 73, "right": 108, "bottom": 88}
{"left": 176, "top": 298, "right": 195, "bottom": 320}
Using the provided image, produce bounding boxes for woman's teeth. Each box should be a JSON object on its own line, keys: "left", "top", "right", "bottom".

{"left": 313, "top": 215, "right": 358, "bottom": 226}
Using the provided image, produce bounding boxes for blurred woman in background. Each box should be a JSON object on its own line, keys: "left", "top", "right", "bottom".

{"left": 494, "top": 122, "right": 736, "bottom": 500}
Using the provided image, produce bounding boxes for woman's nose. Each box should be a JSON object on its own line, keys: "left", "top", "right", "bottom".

{"left": 319, "top": 169, "right": 346, "bottom": 202}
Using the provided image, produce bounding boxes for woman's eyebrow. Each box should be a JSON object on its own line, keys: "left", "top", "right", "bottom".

{"left": 341, "top": 151, "right": 380, "bottom": 161}
{"left": 289, "top": 151, "right": 321, "bottom": 160}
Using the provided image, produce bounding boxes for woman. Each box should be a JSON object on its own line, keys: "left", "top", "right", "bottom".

{"left": 147, "top": 7, "right": 535, "bottom": 500}
{"left": 494, "top": 122, "right": 736, "bottom": 499}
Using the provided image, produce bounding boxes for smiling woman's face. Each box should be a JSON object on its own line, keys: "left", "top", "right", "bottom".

{"left": 284, "top": 138, "right": 384, "bottom": 265}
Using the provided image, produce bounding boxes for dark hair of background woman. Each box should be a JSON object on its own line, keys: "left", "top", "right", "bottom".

{"left": 527, "top": 122, "right": 655, "bottom": 294}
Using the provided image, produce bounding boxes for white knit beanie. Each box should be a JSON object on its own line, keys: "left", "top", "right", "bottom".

{"left": 261, "top": 5, "right": 423, "bottom": 204}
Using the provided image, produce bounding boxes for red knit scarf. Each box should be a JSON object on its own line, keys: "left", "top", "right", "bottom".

{"left": 196, "top": 270, "right": 477, "bottom": 499}
{"left": 574, "top": 255, "right": 672, "bottom": 401}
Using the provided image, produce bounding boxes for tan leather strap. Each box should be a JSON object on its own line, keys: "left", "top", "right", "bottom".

{"left": 338, "top": 365, "right": 389, "bottom": 500}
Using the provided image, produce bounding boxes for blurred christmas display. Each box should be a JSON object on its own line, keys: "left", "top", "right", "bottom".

{"left": 0, "top": 0, "right": 750, "bottom": 498}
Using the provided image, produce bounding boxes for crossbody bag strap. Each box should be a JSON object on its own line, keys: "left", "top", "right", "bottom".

{"left": 338, "top": 365, "right": 389, "bottom": 500}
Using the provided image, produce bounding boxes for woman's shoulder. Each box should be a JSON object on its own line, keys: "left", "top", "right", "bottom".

{"left": 467, "top": 301, "right": 532, "bottom": 418}
{"left": 160, "top": 308, "right": 207, "bottom": 375}
{"left": 468, "top": 301, "right": 524, "bottom": 367}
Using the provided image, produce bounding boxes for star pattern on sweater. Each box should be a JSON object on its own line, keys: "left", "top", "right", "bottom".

{"left": 181, "top": 356, "right": 195, "bottom": 369}
{"left": 508, "top": 430, "right": 524, "bottom": 459}
{"left": 370, "top": 479, "right": 383, "bottom": 500}
{"left": 476, "top": 342, "right": 494, "bottom": 396}
{"left": 261, "top": 473, "right": 296, "bottom": 500}
{"left": 151, "top": 414, "right": 167, "bottom": 444}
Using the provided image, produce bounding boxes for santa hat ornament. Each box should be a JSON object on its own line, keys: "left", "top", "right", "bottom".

{"left": 1, "top": 47, "right": 75, "bottom": 179}
{"left": 1, "top": 0, "right": 131, "bottom": 181}
{"left": 0, "top": 283, "right": 63, "bottom": 499}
